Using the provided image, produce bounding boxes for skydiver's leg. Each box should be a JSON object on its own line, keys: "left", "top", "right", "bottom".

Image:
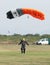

{"left": 24, "top": 48, "right": 25, "bottom": 54}
{"left": 21, "top": 48, "right": 23, "bottom": 53}
{"left": 21, "top": 48, "right": 26, "bottom": 54}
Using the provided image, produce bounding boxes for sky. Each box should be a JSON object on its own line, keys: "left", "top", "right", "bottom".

{"left": 0, "top": 0, "right": 50, "bottom": 35}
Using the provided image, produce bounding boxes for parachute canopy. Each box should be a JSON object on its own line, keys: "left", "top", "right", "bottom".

{"left": 6, "top": 8, "right": 45, "bottom": 20}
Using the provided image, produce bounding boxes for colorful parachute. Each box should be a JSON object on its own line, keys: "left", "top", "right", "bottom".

{"left": 6, "top": 8, "right": 45, "bottom": 20}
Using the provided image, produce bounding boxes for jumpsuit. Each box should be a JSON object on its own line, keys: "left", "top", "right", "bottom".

{"left": 19, "top": 40, "right": 29, "bottom": 53}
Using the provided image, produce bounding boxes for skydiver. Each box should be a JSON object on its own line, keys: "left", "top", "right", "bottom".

{"left": 18, "top": 38, "right": 29, "bottom": 54}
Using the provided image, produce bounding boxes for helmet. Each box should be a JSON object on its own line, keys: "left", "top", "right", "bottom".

{"left": 23, "top": 38, "right": 25, "bottom": 41}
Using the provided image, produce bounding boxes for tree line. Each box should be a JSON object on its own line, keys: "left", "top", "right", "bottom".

{"left": 0, "top": 34, "right": 50, "bottom": 44}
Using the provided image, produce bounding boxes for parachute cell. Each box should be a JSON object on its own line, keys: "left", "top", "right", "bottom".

{"left": 6, "top": 8, "right": 45, "bottom": 20}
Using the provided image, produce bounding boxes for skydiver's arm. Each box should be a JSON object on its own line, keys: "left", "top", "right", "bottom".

{"left": 25, "top": 41, "right": 29, "bottom": 45}
{"left": 18, "top": 40, "right": 22, "bottom": 45}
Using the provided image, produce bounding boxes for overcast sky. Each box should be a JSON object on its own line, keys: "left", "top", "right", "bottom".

{"left": 0, "top": 0, "right": 50, "bottom": 35}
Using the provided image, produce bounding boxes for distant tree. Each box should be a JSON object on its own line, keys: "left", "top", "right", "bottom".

{"left": 41, "top": 34, "right": 50, "bottom": 38}
{"left": 34, "top": 34, "right": 40, "bottom": 37}
{"left": 25, "top": 34, "right": 34, "bottom": 37}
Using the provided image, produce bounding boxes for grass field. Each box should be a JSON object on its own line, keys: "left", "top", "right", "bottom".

{"left": 0, "top": 44, "right": 50, "bottom": 65}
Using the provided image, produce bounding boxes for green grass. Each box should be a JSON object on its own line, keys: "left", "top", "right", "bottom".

{"left": 0, "top": 44, "right": 50, "bottom": 65}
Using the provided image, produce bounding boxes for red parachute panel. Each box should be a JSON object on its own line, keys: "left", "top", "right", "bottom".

{"left": 22, "top": 8, "right": 45, "bottom": 20}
